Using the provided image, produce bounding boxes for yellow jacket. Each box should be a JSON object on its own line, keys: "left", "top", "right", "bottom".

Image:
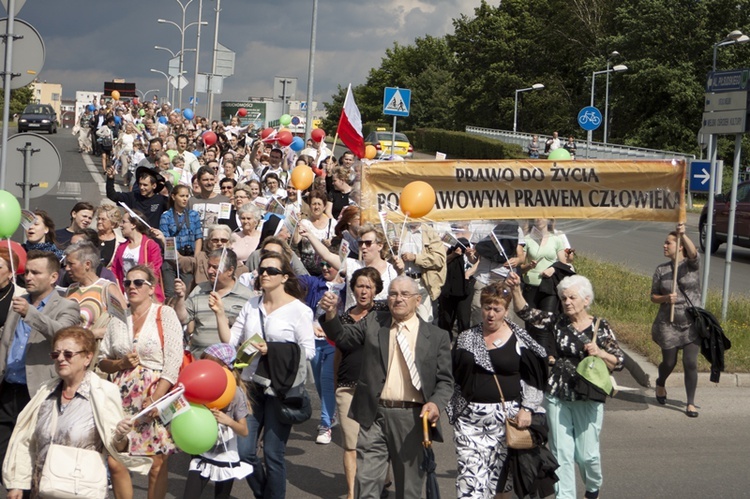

{"left": 2, "top": 372, "right": 151, "bottom": 490}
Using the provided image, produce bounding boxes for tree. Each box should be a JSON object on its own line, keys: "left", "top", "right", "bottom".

{"left": 0, "top": 84, "right": 34, "bottom": 120}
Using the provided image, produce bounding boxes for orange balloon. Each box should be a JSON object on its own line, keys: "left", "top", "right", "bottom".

{"left": 365, "top": 145, "right": 377, "bottom": 160}
{"left": 206, "top": 368, "right": 237, "bottom": 410}
{"left": 291, "top": 165, "right": 314, "bottom": 190}
{"left": 400, "top": 181, "right": 436, "bottom": 219}
{"left": 111, "top": 90, "right": 120, "bottom": 101}
{"left": 278, "top": 127, "right": 290, "bottom": 134}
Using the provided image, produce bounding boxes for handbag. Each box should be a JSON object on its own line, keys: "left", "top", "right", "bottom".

{"left": 678, "top": 285, "right": 722, "bottom": 341}
{"left": 38, "top": 405, "right": 108, "bottom": 499}
{"left": 573, "top": 318, "right": 615, "bottom": 402}
{"left": 492, "top": 374, "right": 535, "bottom": 450}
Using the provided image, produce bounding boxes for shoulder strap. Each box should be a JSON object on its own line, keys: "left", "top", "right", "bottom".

{"left": 492, "top": 374, "right": 506, "bottom": 405}
{"left": 571, "top": 317, "right": 601, "bottom": 346}
{"left": 156, "top": 305, "right": 165, "bottom": 348}
{"left": 258, "top": 305, "right": 266, "bottom": 339}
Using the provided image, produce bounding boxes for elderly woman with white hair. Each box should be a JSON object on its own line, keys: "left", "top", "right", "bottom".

{"left": 231, "top": 203, "right": 263, "bottom": 262}
{"left": 189, "top": 224, "right": 248, "bottom": 288}
{"left": 507, "top": 272, "right": 624, "bottom": 499}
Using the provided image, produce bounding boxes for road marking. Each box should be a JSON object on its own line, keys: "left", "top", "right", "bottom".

{"left": 81, "top": 153, "right": 121, "bottom": 195}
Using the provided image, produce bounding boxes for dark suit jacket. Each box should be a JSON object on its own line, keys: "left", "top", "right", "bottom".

{"left": 0, "top": 292, "right": 80, "bottom": 395}
{"left": 322, "top": 311, "right": 454, "bottom": 440}
{"left": 218, "top": 208, "right": 240, "bottom": 232}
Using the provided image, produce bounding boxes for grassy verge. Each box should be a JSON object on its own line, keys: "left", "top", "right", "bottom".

{"left": 577, "top": 256, "right": 750, "bottom": 373}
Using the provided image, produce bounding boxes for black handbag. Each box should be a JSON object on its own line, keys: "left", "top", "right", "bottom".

{"left": 678, "top": 285, "right": 724, "bottom": 341}
{"left": 275, "top": 384, "right": 313, "bottom": 425}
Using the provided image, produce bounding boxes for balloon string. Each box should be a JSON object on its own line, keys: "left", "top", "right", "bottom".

{"left": 6, "top": 239, "right": 15, "bottom": 284}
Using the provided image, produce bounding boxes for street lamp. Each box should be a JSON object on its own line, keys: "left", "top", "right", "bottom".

{"left": 589, "top": 63, "right": 627, "bottom": 144}
{"left": 158, "top": 0, "right": 208, "bottom": 109}
{"left": 150, "top": 69, "right": 171, "bottom": 105}
{"left": 713, "top": 30, "right": 750, "bottom": 71}
{"left": 603, "top": 51, "right": 623, "bottom": 144}
{"left": 136, "top": 89, "right": 160, "bottom": 102}
{"left": 513, "top": 83, "right": 544, "bottom": 133}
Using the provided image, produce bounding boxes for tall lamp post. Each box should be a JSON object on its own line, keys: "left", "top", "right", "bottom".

{"left": 702, "top": 30, "right": 750, "bottom": 310}
{"left": 158, "top": 0, "right": 207, "bottom": 110}
{"left": 154, "top": 45, "right": 196, "bottom": 106}
{"left": 588, "top": 64, "right": 627, "bottom": 145}
{"left": 513, "top": 83, "right": 544, "bottom": 133}
{"left": 603, "top": 51, "right": 624, "bottom": 144}
{"left": 150, "top": 69, "right": 171, "bottom": 105}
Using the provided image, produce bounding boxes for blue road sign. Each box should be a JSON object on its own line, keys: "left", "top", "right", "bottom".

{"left": 383, "top": 87, "right": 411, "bottom": 117}
{"left": 578, "top": 106, "right": 602, "bottom": 131}
{"left": 705, "top": 69, "right": 750, "bottom": 93}
{"left": 689, "top": 160, "right": 724, "bottom": 193}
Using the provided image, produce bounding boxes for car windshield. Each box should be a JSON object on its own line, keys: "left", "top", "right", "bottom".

{"left": 376, "top": 132, "right": 409, "bottom": 142}
{"left": 24, "top": 105, "right": 50, "bottom": 114}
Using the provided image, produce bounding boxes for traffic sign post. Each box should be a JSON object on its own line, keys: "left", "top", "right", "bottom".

{"left": 578, "top": 106, "right": 602, "bottom": 159}
{"left": 383, "top": 87, "right": 411, "bottom": 159}
{"left": 689, "top": 159, "right": 723, "bottom": 193}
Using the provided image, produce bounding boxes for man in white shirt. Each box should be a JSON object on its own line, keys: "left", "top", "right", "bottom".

{"left": 177, "top": 134, "right": 201, "bottom": 175}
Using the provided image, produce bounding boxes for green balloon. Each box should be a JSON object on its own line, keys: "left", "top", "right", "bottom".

{"left": 166, "top": 149, "right": 178, "bottom": 160}
{"left": 171, "top": 403, "right": 218, "bottom": 455}
{"left": 139, "top": 109, "right": 146, "bottom": 117}
{"left": 0, "top": 190, "right": 22, "bottom": 238}
{"left": 167, "top": 169, "right": 181, "bottom": 186}
{"left": 279, "top": 114, "right": 292, "bottom": 126}
{"left": 547, "top": 148, "right": 572, "bottom": 161}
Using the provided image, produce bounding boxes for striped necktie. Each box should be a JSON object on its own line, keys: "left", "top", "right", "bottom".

{"left": 396, "top": 323, "right": 422, "bottom": 391}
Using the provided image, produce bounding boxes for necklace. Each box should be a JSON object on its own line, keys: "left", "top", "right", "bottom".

{"left": 0, "top": 283, "right": 12, "bottom": 302}
{"left": 132, "top": 305, "right": 150, "bottom": 321}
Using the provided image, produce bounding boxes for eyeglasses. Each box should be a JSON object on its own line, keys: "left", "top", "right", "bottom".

{"left": 49, "top": 350, "right": 85, "bottom": 361}
{"left": 358, "top": 239, "right": 376, "bottom": 247}
{"left": 257, "top": 266, "right": 284, "bottom": 276}
{"left": 320, "top": 262, "right": 335, "bottom": 270}
{"left": 388, "top": 291, "right": 418, "bottom": 299}
{"left": 210, "top": 238, "right": 229, "bottom": 244}
{"left": 124, "top": 279, "right": 152, "bottom": 288}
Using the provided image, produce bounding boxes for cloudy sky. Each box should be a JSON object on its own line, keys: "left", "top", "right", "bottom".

{"left": 10, "top": 0, "right": 482, "bottom": 113}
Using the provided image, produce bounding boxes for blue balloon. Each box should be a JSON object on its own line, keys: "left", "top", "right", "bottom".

{"left": 290, "top": 136, "right": 305, "bottom": 152}
{"left": 114, "top": 116, "right": 122, "bottom": 125}
{"left": 158, "top": 116, "right": 168, "bottom": 124}
{"left": 174, "top": 108, "right": 181, "bottom": 114}
{"left": 87, "top": 104, "right": 95, "bottom": 112}
{"left": 183, "top": 108, "right": 194, "bottom": 120}
{"left": 193, "top": 150, "right": 201, "bottom": 157}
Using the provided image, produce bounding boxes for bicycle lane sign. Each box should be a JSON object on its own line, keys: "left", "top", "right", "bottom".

{"left": 578, "top": 106, "right": 602, "bottom": 131}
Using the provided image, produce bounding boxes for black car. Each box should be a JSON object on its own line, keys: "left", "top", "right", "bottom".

{"left": 17, "top": 104, "right": 58, "bottom": 134}
{"left": 699, "top": 180, "right": 750, "bottom": 254}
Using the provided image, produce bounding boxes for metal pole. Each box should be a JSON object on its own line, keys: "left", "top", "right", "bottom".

{"left": 700, "top": 134, "right": 717, "bottom": 307}
{"left": 207, "top": 0, "right": 220, "bottom": 121}
{"left": 20, "top": 141, "right": 38, "bottom": 211}
{"left": 304, "top": 0, "right": 318, "bottom": 141}
{"left": 720, "top": 134, "right": 742, "bottom": 320}
{"left": 192, "top": 0, "right": 203, "bottom": 113}
{"left": 391, "top": 115, "right": 397, "bottom": 160}
{"left": 604, "top": 61, "right": 611, "bottom": 144}
{"left": 513, "top": 90, "right": 519, "bottom": 133}
{"left": 0, "top": 0, "right": 17, "bottom": 190}
{"left": 178, "top": 3, "right": 187, "bottom": 109}
{"left": 587, "top": 71, "right": 595, "bottom": 158}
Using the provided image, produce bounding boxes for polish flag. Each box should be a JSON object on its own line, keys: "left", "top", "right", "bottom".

{"left": 337, "top": 84, "right": 365, "bottom": 158}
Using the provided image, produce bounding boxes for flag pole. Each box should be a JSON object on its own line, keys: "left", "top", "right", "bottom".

{"left": 330, "top": 132, "right": 339, "bottom": 159}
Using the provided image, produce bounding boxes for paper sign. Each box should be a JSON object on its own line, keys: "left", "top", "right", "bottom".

{"left": 441, "top": 231, "right": 460, "bottom": 247}
{"left": 266, "top": 197, "right": 285, "bottom": 216}
{"left": 133, "top": 385, "right": 189, "bottom": 425}
{"left": 219, "top": 202, "right": 233, "bottom": 220}
{"left": 235, "top": 333, "right": 266, "bottom": 367}
{"left": 283, "top": 209, "right": 299, "bottom": 236}
{"left": 108, "top": 293, "right": 126, "bottom": 324}
{"left": 490, "top": 231, "right": 511, "bottom": 263}
{"left": 20, "top": 210, "right": 36, "bottom": 230}
{"left": 164, "top": 238, "right": 178, "bottom": 261}
{"left": 435, "top": 152, "right": 447, "bottom": 160}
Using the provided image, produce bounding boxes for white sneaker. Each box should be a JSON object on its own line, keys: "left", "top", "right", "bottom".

{"left": 316, "top": 427, "right": 332, "bottom": 445}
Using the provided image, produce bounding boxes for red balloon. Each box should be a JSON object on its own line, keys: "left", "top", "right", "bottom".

{"left": 277, "top": 131, "right": 293, "bottom": 147}
{"left": 132, "top": 98, "right": 139, "bottom": 106}
{"left": 238, "top": 108, "right": 248, "bottom": 117}
{"left": 176, "top": 359, "right": 228, "bottom": 404}
{"left": 311, "top": 128, "right": 326, "bottom": 142}
{"left": 4, "top": 240, "right": 26, "bottom": 274}
{"left": 203, "top": 131, "right": 218, "bottom": 147}
{"left": 260, "top": 128, "right": 275, "bottom": 140}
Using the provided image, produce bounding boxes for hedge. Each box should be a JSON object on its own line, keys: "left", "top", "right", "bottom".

{"left": 405, "top": 128, "right": 526, "bottom": 160}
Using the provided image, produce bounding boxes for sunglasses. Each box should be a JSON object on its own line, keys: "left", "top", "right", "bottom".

{"left": 320, "top": 262, "right": 335, "bottom": 269}
{"left": 358, "top": 240, "right": 376, "bottom": 247}
{"left": 49, "top": 350, "right": 85, "bottom": 361}
{"left": 257, "top": 266, "right": 284, "bottom": 276}
{"left": 124, "top": 279, "right": 152, "bottom": 288}
{"left": 211, "top": 238, "right": 229, "bottom": 244}
{"left": 221, "top": 185, "right": 233, "bottom": 190}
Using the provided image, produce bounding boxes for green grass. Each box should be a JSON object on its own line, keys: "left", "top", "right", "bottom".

{"left": 577, "top": 256, "right": 750, "bottom": 373}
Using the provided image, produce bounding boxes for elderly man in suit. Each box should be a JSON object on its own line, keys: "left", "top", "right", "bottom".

{"left": 0, "top": 250, "right": 80, "bottom": 465}
{"left": 320, "top": 275, "right": 453, "bottom": 499}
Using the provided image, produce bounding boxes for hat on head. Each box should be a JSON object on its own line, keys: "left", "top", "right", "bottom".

{"left": 135, "top": 166, "right": 166, "bottom": 192}
{"left": 203, "top": 343, "right": 236, "bottom": 368}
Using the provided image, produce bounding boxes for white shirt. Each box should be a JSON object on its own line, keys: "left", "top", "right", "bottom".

{"left": 230, "top": 296, "right": 315, "bottom": 381}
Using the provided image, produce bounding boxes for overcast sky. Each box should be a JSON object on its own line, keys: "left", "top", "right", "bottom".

{"left": 9, "top": 0, "right": 482, "bottom": 112}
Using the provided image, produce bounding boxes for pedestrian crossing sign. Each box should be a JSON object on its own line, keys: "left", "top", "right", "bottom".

{"left": 383, "top": 87, "right": 411, "bottom": 117}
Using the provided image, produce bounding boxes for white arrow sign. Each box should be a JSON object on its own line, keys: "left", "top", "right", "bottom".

{"left": 696, "top": 168, "right": 710, "bottom": 185}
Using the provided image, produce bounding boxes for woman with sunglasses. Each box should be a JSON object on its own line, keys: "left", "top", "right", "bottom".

{"left": 4, "top": 327, "right": 150, "bottom": 499}
{"left": 111, "top": 210, "right": 165, "bottom": 303}
{"left": 298, "top": 222, "right": 397, "bottom": 310}
{"left": 99, "top": 265, "right": 184, "bottom": 499}
{"left": 214, "top": 252, "right": 315, "bottom": 499}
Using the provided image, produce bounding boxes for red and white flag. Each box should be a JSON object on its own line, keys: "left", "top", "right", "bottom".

{"left": 337, "top": 84, "right": 365, "bottom": 158}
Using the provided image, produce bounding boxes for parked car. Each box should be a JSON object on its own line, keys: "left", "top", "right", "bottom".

{"left": 17, "top": 104, "right": 58, "bottom": 134}
{"left": 364, "top": 130, "right": 413, "bottom": 159}
{"left": 699, "top": 180, "right": 750, "bottom": 254}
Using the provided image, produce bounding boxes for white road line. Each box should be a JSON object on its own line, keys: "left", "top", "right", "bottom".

{"left": 81, "top": 153, "right": 121, "bottom": 195}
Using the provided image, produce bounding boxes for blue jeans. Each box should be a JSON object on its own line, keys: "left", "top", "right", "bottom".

{"left": 310, "top": 339, "right": 336, "bottom": 428}
{"left": 237, "top": 388, "right": 293, "bottom": 499}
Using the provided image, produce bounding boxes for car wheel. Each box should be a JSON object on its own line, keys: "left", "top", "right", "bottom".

{"left": 699, "top": 216, "right": 720, "bottom": 254}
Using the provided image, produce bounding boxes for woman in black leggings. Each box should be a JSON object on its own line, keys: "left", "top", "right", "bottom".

{"left": 650, "top": 222, "right": 701, "bottom": 417}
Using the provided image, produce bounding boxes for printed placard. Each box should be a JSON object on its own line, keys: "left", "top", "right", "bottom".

{"left": 164, "top": 238, "right": 178, "bottom": 261}
{"left": 132, "top": 385, "right": 190, "bottom": 425}
{"left": 108, "top": 292, "right": 126, "bottom": 324}
{"left": 21, "top": 210, "right": 36, "bottom": 230}
{"left": 219, "top": 202, "right": 233, "bottom": 220}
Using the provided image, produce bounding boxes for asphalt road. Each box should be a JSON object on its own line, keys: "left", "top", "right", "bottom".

{"left": 4, "top": 132, "right": 750, "bottom": 498}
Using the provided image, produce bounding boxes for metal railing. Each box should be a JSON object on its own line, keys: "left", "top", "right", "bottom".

{"left": 466, "top": 126, "right": 696, "bottom": 162}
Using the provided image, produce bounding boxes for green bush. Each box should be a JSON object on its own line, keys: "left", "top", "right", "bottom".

{"left": 409, "top": 128, "right": 525, "bottom": 159}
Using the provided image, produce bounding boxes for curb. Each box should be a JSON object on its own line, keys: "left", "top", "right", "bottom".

{"left": 621, "top": 344, "right": 750, "bottom": 389}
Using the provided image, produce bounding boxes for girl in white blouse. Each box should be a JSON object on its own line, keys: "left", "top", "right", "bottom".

{"left": 214, "top": 252, "right": 315, "bottom": 499}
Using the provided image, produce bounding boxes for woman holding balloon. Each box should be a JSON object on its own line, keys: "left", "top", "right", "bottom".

{"left": 99, "top": 264, "right": 184, "bottom": 499}
{"left": 214, "top": 251, "right": 315, "bottom": 499}
{"left": 183, "top": 343, "right": 253, "bottom": 499}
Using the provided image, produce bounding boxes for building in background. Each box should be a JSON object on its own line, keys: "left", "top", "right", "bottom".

{"left": 30, "top": 80, "right": 62, "bottom": 119}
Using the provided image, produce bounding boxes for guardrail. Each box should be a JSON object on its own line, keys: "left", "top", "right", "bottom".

{"left": 466, "top": 126, "right": 696, "bottom": 162}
